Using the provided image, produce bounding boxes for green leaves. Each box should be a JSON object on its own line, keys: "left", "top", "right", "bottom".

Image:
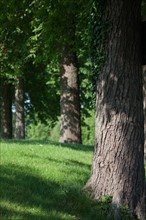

{"left": 0, "top": 0, "right": 97, "bottom": 125}
{"left": 89, "top": 0, "right": 108, "bottom": 96}
{"left": 141, "top": 1, "right": 146, "bottom": 16}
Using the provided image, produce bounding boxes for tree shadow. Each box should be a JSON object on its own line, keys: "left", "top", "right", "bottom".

{"left": 20, "top": 152, "right": 91, "bottom": 171}
{"left": 0, "top": 139, "right": 94, "bottom": 152}
{"left": 0, "top": 164, "right": 62, "bottom": 219}
{"left": 0, "top": 163, "right": 110, "bottom": 220}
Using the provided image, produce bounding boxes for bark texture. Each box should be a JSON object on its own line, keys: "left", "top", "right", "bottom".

{"left": 142, "top": 13, "right": 146, "bottom": 162}
{"left": 15, "top": 77, "right": 25, "bottom": 139}
{"left": 85, "top": 1, "right": 145, "bottom": 219}
{"left": 59, "top": 47, "right": 81, "bottom": 144}
{"left": 143, "top": 66, "right": 146, "bottom": 162}
{"left": 1, "top": 79, "right": 12, "bottom": 139}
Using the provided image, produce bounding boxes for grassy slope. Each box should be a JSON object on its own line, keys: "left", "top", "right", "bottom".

{"left": 0, "top": 140, "right": 102, "bottom": 220}
{"left": 0, "top": 140, "right": 141, "bottom": 220}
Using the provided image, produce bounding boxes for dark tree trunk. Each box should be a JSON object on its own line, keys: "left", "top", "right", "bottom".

{"left": 85, "top": 1, "right": 145, "bottom": 219}
{"left": 15, "top": 77, "right": 25, "bottom": 139}
{"left": 59, "top": 46, "right": 82, "bottom": 144}
{"left": 143, "top": 65, "right": 146, "bottom": 162}
{"left": 142, "top": 11, "right": 146, "bottom": 163}
{"left": 1, "top": 79, "right": 12, "bottom": 139}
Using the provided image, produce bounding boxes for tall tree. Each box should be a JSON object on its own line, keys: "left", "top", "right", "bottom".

{"left": 52, "top": 1, "right": 90, "bottom": 144}
{"left": 85, "top": 0, "right": 145, "bottom": 219}
{"left": 144, "top": 66, "right": 146, "bottom": 161}
{"left": 33, "top": 0, "right": 91, "bottom": 144}
{"left": 59, "top": 46, "right": 81, "bottom": 144}
{"left": 15, "top": 76, "right": 25, "bottom": 139}
{"left": 0, "top": 78, "right": 12, "bottom": 139}
{"left": 0, "top": 0, "right": 60, "bottom": 130}
{"left": 142, "top": 1, "right": 146, "bottom": 162}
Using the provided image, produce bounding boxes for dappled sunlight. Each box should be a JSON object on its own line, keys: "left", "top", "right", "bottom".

{"left": 0, "top": 200, "right": 48, "bottom": 217}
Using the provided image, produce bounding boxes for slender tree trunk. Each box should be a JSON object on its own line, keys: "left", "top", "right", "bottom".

{"left": 85, "top": 1, "right": 145, "bottom": 219}
{"left": 15, "top": 77, "right": 25, "bottom": 139}
{"left": 59, "top": 46, "right": 82, "bottom": 144}
{"left": 1, "top": 79, "right": 12, "bottom": 139}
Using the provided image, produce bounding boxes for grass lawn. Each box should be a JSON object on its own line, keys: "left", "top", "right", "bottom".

{"left": 0, "top": 140, "right": 144, "bottom": 220}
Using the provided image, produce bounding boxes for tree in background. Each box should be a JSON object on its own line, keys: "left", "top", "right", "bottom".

{"left": 85, "top": 0, "right": 145, "bottom": 219}
{"left": 59, "top": 45, "right": 81, "bottom": 144}
{"left": 37, "top": 0, "right": 91, "bottom": 144}
{"left": 0, "top": 0, "right": 60, "bottom": 137}
{"left": 0, "top": 0, "right": 32, "bottom": 138}
{"left": 26, "top": 112, "right": 95, "bottom": 145}
{"left": 0, "top": 0, "right": 95, "bottom": 141}
{"left": 0, "top": 78, "right": 12, "bottom": 139}
{"left": 15, "top": 76, "right": 25, "bottom": 139}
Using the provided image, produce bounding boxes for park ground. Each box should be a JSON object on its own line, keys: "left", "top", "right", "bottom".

{"left": 0, "top": 140, "right": 145, "bottom": 220}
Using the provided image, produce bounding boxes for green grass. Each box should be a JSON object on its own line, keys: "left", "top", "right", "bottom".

{"left": 0, "top": 140, "right": 140, "bottom": 220}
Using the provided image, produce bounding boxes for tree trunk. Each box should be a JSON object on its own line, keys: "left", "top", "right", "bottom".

{"left": 59, "top": 46, "right": 82, "bottom": 144}
{"left": 15, "top": 77, "right": 25, "bottom": 139}
{"left": 143, "top": 65, "right": 146, "bottom": 162}
{"left": 85, "top": 1, "right": 145, "bottom": 219}
{"left": 1, "top": 79, "right": 12, "bottom": 139}
{"left": 142, "top": 10, "right": 146, "bottom": 162}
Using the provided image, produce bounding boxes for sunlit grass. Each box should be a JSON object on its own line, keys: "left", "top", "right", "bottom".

{"left": 0, "top": 140, "right": 96, "bottom": 220}
{"left": 0, "top": 139, "right": 144, "bottom": 220}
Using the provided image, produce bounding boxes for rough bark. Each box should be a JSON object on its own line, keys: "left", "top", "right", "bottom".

{"left": 85, "top": 1, "right": 145, "bottom": 219}
{"left": 15, "top": 77, "right": 25, "bottom": 139}
{"left": 1, "top": 79, "right": 12, "bottom": 139}
{"left": 143, "top": 66, "right": 146, "bottom": 162}
{"left": 142, "top": 11, "right": 146, "bottom": 162}
{"left": 59, "top": 47, "right": 82, "bottom": 144}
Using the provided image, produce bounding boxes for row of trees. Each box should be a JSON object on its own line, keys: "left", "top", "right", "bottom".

{"left": 0, "top": 0, "right": 146, "bottom": 219}
{"left": 0, "top": 0, "right": 93, "bottom": 142}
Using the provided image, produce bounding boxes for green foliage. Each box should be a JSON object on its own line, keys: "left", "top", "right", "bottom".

{"left": 82, "top": 110, "right": 95, "bottom": 145}
{"left": 90, "top": 0, "right": 108, "bottom": 89}
{"left": 24, "top": 60, "right": 60, "bottom": 122}
{"left": 141, "top": 1, "right": 146, "bottom": 16}
{"left": 0, "top": 0, "right": 33, "bottom": 76}
{"left": 26, "top": 117, "right": 60, "bottom": 141}
{"left": 49, "top": 119, "right": 60, "bottom": 142}
{"left": 79, "top": 59, "right": 96, "bottom": 113}
{"left": 0, "top": 0, "right": 94, "bottom": 126}
{"left": 27, "top": 121, "right": 52, "bottom": 140}
{"left": 26, "top": 111, "right": 95, "bottom": 145}
{"left": 0, "top": 0, "right": 60, "bottom": 124}
{"left": 119, "top": 205, "right": 136, "bottom": 220}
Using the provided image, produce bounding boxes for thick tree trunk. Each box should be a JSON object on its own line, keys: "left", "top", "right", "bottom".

{"left": 143, "top": 66, "right": 146, "bottom": 162}
{"left": 85, "top": 1, "right": 145, "bottom": 219}
{"left": 59, "top": 47, "right": 82, "bottom": 144}
{"left": 1, "top": 79, "right": 12, "bottom": 139}
{"left": 142, "top": 11, "right": 146, "bottom": 162}
{"left": 15, "top": 77, "right": 25, "bottom": 139}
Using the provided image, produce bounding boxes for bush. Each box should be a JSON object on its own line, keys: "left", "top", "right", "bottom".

{"left": 82, "top": 110, "right": 95, "bottom": 145}
{"left": 26, "top": 112, "right": 95, "bottom": 145}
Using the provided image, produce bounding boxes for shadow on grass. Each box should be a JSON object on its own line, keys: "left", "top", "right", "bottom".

{"left": 0, "top": 139, "right": 94, "bottom": 152}
{"left": 0, "top": 164, "right": 111, "bottom": 220}
{"left": 20, "top": 152, "right": 91, "bottom": 170}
